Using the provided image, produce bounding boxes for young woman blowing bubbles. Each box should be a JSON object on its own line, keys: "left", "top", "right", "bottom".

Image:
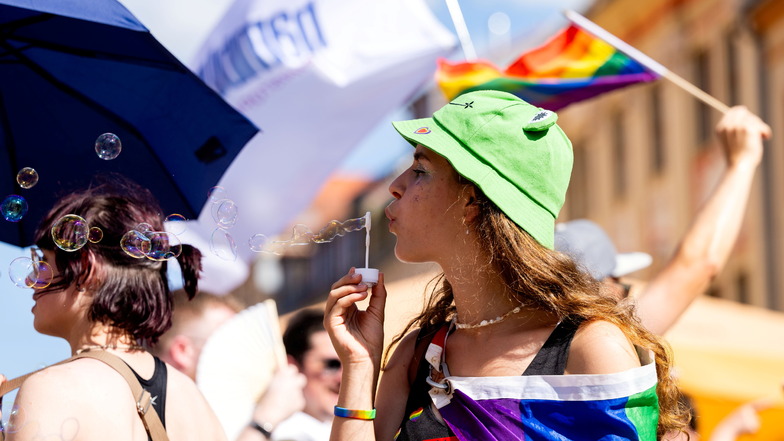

{"left": 325, "top": 90, "right": 687, "bottom": 441}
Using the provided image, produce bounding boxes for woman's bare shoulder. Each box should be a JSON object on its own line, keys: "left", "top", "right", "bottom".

{"left": 383, "top": 328, "right": 420, "bottom": 372}
{"left": 20, "top": 357, "right": 129, "bottom": 394}
{"left": 566, "top": 319, "right": 641, "bottom": 375}
{"left": 12, "top": 359, "right": 140, "bottom": 440}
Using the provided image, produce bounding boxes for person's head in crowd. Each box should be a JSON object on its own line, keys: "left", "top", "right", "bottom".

{"left": 32, "top": 177, "right": 203, "bottom": 348}
{"left": 283, "top": 308, "right": 340, "bottom": 423}
{"left": 555, "top": 219, "right": 653, "bottom": 298}
{"left": 151, "top": 289, "right": 242, "bottom": 380}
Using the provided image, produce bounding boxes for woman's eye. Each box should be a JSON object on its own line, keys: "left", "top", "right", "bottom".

{"left": 412, "top": 168, "right": 426, "bottom": 175}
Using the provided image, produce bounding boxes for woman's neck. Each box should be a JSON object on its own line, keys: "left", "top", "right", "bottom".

{"left": 67, "top": 320, "right": 139, "bottom": 355}
{"left": 440, "top": 256, "right": 520, "bottom": 326}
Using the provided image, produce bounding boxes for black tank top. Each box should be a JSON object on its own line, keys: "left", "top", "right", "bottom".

{"left": 395, "top": 318, "right": 584, "bottom": 441}
{"left": 126, "top": 356, "right": 168, "bottom": 440}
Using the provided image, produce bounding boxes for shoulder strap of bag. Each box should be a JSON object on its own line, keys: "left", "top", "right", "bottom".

{"left": 0, "top": 352, "right": 169, "bottom": 441}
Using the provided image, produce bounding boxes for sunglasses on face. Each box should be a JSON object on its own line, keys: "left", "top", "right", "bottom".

{"left": 322, "top": 358, "right": 341, "bottom": 373}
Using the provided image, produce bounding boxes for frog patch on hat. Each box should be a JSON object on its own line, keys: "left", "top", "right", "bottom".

{"left": 523, "top": 109, "right": 557, "bottom": 132}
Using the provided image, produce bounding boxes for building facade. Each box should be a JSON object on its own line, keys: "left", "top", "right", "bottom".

{"left": 558, "top": 0, "right": 784, "bottom": 310}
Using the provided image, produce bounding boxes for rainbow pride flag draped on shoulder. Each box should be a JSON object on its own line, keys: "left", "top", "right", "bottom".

{"left": 437, "top": 24, "right": 660, "bottom": 111}
{"left": 425, "top": 325, "right": 659, "bottom": 441}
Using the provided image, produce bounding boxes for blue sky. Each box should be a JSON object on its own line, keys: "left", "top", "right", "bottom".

{"left": 1, "top": 0, "right": 591, "bottom": 415}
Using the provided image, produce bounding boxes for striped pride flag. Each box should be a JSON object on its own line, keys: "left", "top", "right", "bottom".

{"left": 425, "top": 325, "right": 659, "bottom": 440}
{"left": 436, "top": 24, "right": 660, "bottom": 111}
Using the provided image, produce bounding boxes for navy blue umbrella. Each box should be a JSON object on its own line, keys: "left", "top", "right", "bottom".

{"left": 0, "top": 0, "right": 259, "bottom": 246}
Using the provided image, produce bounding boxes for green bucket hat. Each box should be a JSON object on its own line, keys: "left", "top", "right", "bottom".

{"left": 392, "top": 90, "right": 573, "bottom": 249}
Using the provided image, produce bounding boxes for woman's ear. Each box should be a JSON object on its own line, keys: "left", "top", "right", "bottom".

{"left": 463, "top": 185, "right": 479, "bottom": 223}
{"left": 79, "top": 251, "right": 102, "bottom": 292}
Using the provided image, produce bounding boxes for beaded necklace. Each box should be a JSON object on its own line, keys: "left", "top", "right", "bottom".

{"left": 75, "top": 344, "right": 144, "bottom": 355}
{"left": 453, "top": 306, "right": 523, "bottom": 330}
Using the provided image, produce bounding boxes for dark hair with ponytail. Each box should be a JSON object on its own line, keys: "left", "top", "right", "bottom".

{"left": 33, "top": 175, "right": 202, "bottom": 346}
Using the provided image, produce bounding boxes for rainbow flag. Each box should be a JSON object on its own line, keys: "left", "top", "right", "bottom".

{"left": 436, "top": 24, "right": 660, "bottom": 111}
{"left": 425, "top": 325, "right": 659, "bottom": 440}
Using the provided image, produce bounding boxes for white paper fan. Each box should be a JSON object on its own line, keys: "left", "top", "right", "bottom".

{"left": 197, "top": 299, "right": 287, "bottom": 441}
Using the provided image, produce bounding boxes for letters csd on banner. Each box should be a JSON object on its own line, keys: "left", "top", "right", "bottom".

{"left": 186, "top": 0, "right": 455, "bottom": 277}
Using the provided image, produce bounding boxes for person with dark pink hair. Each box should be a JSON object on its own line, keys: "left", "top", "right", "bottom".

{"left": 1, "top": 177, "right": 227, "bottom": 441}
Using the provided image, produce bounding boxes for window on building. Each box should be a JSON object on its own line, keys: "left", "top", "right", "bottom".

{"left": 569, "top": 142, "right": 588, "bottom": 218}
{"left": 725, "top": 30, "right": 739, "bottom": 106}
{"left": 650, "top": 85, "right": 665, "bottom": 174}
{"left": 736, "top": 271, "right": 749, "bottom": 305}
{"left": 612, "top": 111, "right": 626, "bottom": 200}
{"left": 694, "top": 49, "right": 712, "bottom": 147}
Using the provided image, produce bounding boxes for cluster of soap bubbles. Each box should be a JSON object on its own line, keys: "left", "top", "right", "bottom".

{"left": 8, "top": 248, "right": 55, "bottom": 289}
{"left": 2, "top": 132, "right": 122, "bottom": 225}
{"left": 120, "top": 222, "right": 182, "bottom": 261}
{"left": 1, "top": 167, "right": 39, "bottom": 223}
{"left": 2, "top": 133, "right": 130, "bottom": 289}
{"left": 248, "top": 214, "right": 368, "bottom": 255}
{"left": 207, "top": 187, "right": 239, "bottom": 262}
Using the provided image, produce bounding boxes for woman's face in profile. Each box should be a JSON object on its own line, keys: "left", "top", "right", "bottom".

{"left": 30, "top": 249, "right": 80, "bottom": 336}
{"left": 386, "top": 145, "right": 467, "bottom": 263}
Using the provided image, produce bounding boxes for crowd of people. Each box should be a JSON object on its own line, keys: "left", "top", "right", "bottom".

{"left": 0, "top": 89, "right": 776, "bottom": 441}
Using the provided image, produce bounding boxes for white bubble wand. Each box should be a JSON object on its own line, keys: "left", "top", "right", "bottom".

{"left": 354, "top": 212, "right": 378, "bottom": 287}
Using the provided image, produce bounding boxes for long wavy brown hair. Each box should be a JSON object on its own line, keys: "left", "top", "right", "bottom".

{"left": 387, "top": 184, "right": 689, "bottom": 439}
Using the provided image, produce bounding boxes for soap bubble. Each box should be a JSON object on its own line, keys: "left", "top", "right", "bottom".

{"left": 207, "top": 186, "right": 228, "bottom": 202}
{"left": 135, "top": 223, "right": 154, "bottom": 235}
{"left": 95, "top": 133, "right": 122, "bottom": 160}
{"left": 88, "top": 227, "right": 103, "bottom": 243}
{"left": 211, "top": 199, "right": 238, "bottom": 228}
{"left": 291, "top": 224, "right": 313, "bottom": 246}
{"left": 9, "top": 257, "right": 53, "bottom": 289}
{"left": 16, "top": 167, "right": 39, "bottom": 189}
{"left": 165, "top": 213, "right": 187, "bottom": 235}
{"left": 1, "top": 194, "right": 28, "bottom": 222}
{"left": 120, "top": 230, "right": 151, "bottom": 258}
{"left": 248, "top": 234, "right": 287, "bottom": 255}
{"left": 210, "top": 228, "right": 237, "bottom": 261}
{"left": 249, "top": 214, "right": 370, "bottom": 254}
{"left": 51, "top": 214, "right": 89, "bottom": 251}
{"left": 313, "top": 220, "right": 342, "bottom": 243}
{"left": 3, "top": 403, "right": 27, "bottom": 433}
{"left": 248, "top": 234, "right": 269, "bottom": 253}
{"left": 313, "top": 217, "right": 365, "bottom": 243}
{"left": 145, "top": 231, "right": 182, "bottom": 261}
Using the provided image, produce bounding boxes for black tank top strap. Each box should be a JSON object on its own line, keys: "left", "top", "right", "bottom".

{"left": 126, "top": 355, "right": 168, "bottom": 431}
{"left": 397, "top": 326, "right": 455, "bottom": 441}
{"left": 522, "top": 316, "right": 585, "bottom": 376}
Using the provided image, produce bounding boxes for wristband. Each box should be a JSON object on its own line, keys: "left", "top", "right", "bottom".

{"left": 334, "top": 406, "right": 376, "bottom": 420}
{"left": 249, "top": 421, "right": 274, "bottom": 438}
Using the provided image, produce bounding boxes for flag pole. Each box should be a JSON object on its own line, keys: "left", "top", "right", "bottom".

{"left": 563, "top": 9, "right": 730, "bottom": 114}
{"left": 445, "top": 0, "right": 477, "bottom": 60}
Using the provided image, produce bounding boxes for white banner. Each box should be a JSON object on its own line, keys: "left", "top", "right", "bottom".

{"left": 184, "top": 0, "right": 454, "bottom": 294}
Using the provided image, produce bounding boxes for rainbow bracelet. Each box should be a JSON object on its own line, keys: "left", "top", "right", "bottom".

{"left": 334, "top": 406, "right": 376, "bottom": 420}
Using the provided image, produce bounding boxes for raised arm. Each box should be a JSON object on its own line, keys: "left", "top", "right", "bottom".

{"left": 635, "top": 106, "right": 771, "bottom": 334}
{"left": 325, "top": 269, "right": 387, "bottom": 441}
